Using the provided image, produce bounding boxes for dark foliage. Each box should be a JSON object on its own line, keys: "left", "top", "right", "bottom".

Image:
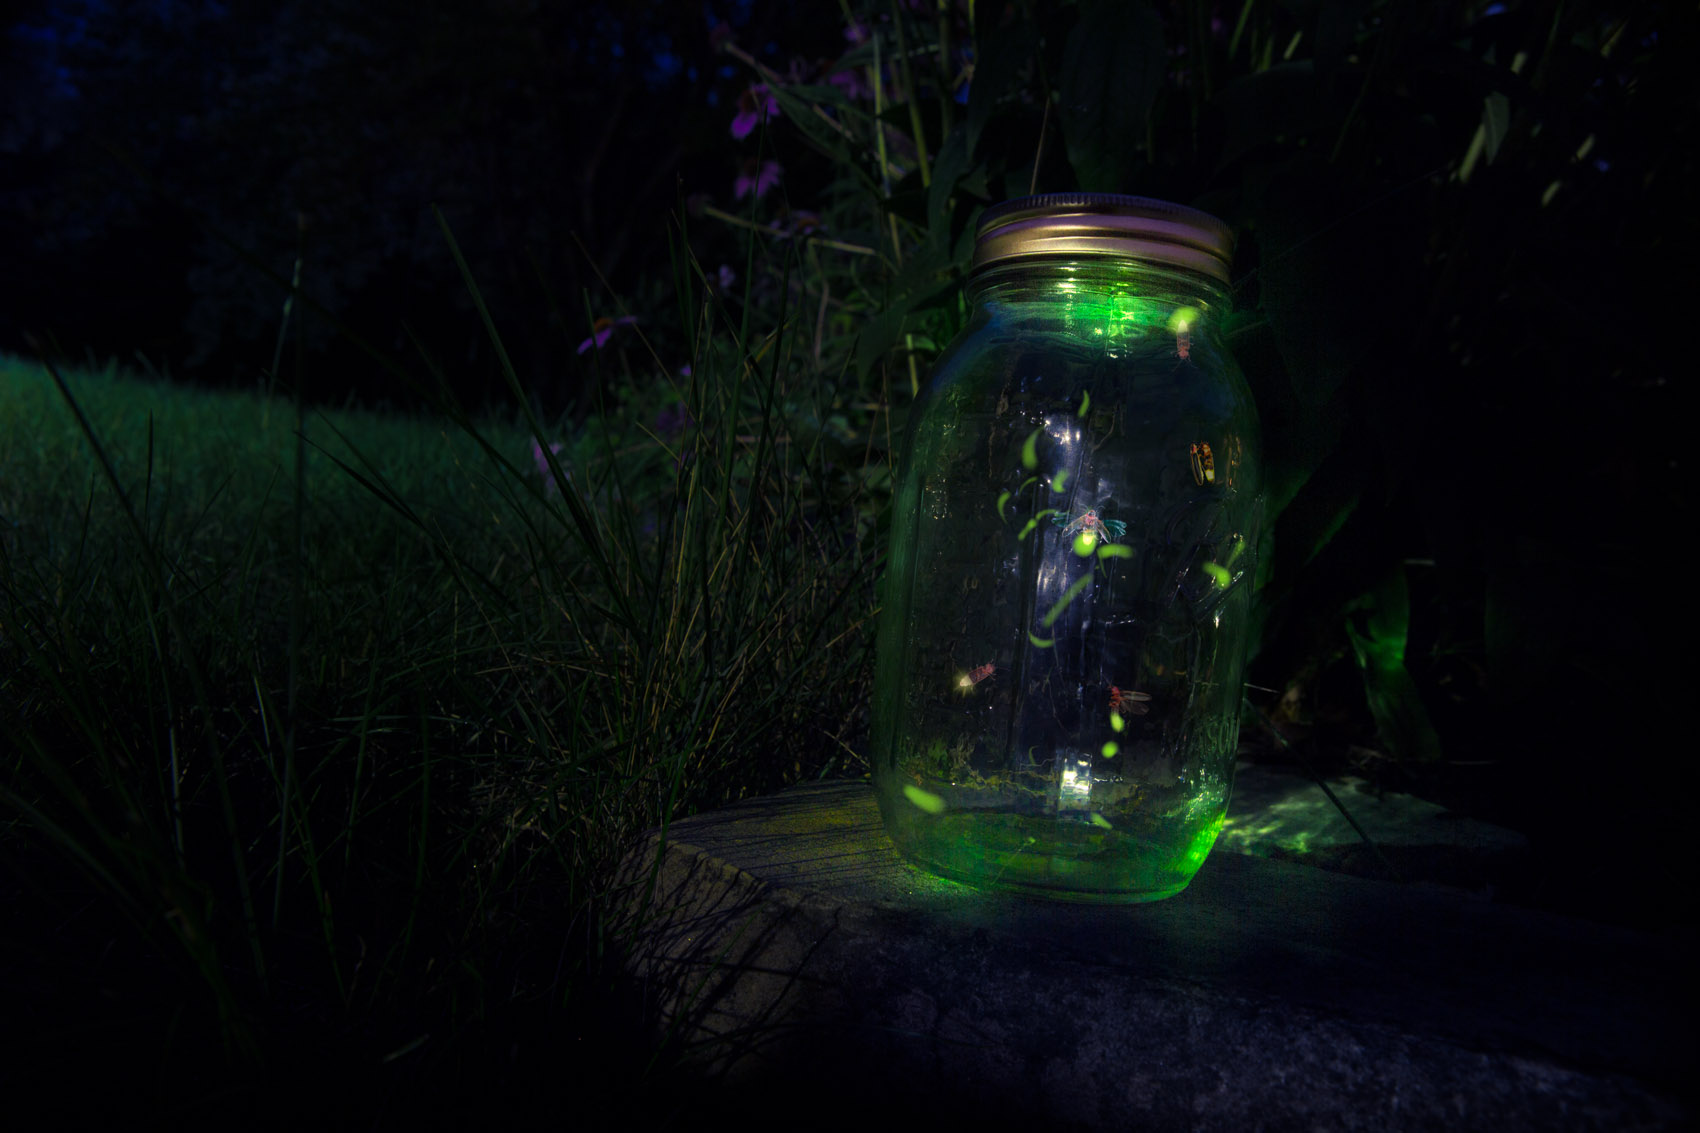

{"left": 2, "top": 0, "right": 833, "bottom": 413}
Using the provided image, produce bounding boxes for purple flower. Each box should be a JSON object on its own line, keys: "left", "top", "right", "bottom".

{"left": 731, "top": 83, "right": 780, "bottom": 139}
{"left": 577, "top": 315, "right": 638, "bottom": 355}
{"left": 826, "top": 65, "right": 871, "bottom": 101}
{"left": 734, "top": 158, "right": 782, "bottom": 200}
{"left": 531, "top": 438, "right": 568, "bottom": 496}
{"left": 714, "top": 263, "right": 737, "bottom": 292}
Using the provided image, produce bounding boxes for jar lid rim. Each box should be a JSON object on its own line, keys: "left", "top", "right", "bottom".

{"left": 973, "top": 194, "right": 1234, "bottom": 284}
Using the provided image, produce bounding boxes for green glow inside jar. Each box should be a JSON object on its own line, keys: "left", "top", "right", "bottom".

{"left": 872, "top": 204, "right": 1261, "bottom": 903}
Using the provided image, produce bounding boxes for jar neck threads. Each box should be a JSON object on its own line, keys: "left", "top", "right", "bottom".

{"left": 967, "top": 258, "right": 1225, "bottom": 341}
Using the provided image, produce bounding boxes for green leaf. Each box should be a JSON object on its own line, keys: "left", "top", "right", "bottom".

{"left": 951, "top": 203, "right": 980, "bottom": 264}
{"left": 1270, "top": 425, "right": 1360, "bottom": 565}
{"left": 853, "top": 235, "right": 963, "bottom": 382}
{"left": 1346, "top": 567, "right": 1442, "bottom": 763}
{"left": 927, "top": 125, "right": 973, "bottom": 231}
{"left": 1251, "top": 429, "right": 1361, "bottom": 651}
{"left": 1250, "top": 162, "right": 1386, "bottom": 406}
{"left": 762, "top": 83, "right": 880, "bottom": 194}
{"left": 1349, "top": 565, "right": 1410, "bottom": 661}
{"left": 855, "top": 279, "right": 956, "bottom": 383}
{"left": 1481, "top": 91, "right": 1511, "bottom": 164}
{"left": 1057, "top": 0, "right": 1165, "bottom": 191}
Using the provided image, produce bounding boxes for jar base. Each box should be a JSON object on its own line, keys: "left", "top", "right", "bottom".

{"left": 884, "top": 806, "right": 1225, "bottom": 904}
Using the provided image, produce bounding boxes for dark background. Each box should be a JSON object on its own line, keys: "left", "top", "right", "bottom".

{"left": 2, "top": 0, "right": 835, "bottom": 414}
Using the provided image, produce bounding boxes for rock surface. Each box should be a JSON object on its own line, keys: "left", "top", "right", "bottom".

{"left": 614, "top": 777, "right": 1691, "bottom": 1130}
{"left": 1220, "top": 761, "right": 1531, "bottom": 891}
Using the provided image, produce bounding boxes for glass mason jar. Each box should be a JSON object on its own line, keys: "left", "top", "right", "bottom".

{"left": 872, "top": 194, "right": 1261, "bottom": 903}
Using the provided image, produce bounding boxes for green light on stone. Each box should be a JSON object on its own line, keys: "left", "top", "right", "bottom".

{"left": 1078, "top": 391, "right": 1091, "bottom": 417}
{"left": 1096, "top": 544, "right": 1134, "bottom": 560}
{"left": 1019, "top": 476, "right": 1039, "bottom": 492}
{"left": 903, "top": 784, "right": 945, "bottom": 814}
{"left": 1073, "top": 531, "right": 1097, "bottom": 557}
{"left": 1052, "top": 469, "right": 1069, "bottom": 492}
{"left": 1090, "top": 812, "right": 1114, "bottom": 829}
{"left": 997, "top": 491, "right": 1012, "bottom": 520}
{"left": 1226, "top": 536, "right": 1246, "bottom": 566}
{"left": 1101, "top": 741, "right": 1119, "bottom": 758}
{"left": 1022, "top": 427, "right": 1042, "bottom": 470}
{"left": 1110, "top": 711, "right": 1125, "bottom": 733}
{"left": 1044, "top": 572, "right": 1094, "bottom": 626}
{"left": 1203, "top": 562, "right": 1230, "bottom": 588}
{"left": 1028, "top": 630, "right": 1055, "bottom": 648}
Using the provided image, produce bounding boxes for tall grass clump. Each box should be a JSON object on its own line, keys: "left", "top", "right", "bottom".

{"left": 0, "top": 213, "right": 878, "bottom": 1118}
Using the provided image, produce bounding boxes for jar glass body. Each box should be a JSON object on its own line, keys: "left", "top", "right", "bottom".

{"left": 872, "top": 257, "right": 1261, "bottom": 902}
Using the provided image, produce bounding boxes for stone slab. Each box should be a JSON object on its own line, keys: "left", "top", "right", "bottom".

{"left": 1221, "top": 762, "right": 1527, "bottom": 855}
{"left": 1219, "top": 761, "right": 1532, "bottom": 891}
{"left": 614, "top": 779, "right": 1691, "bottom": 1130}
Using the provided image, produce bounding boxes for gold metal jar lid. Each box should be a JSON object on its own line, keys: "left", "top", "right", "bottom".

{"left": 971, "top": 193, "right": 1234, "bottom": 285}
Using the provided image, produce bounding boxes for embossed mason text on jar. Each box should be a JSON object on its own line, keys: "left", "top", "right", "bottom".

{"left": 872, "top": 194, "right": 1262, "bottom": 903}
